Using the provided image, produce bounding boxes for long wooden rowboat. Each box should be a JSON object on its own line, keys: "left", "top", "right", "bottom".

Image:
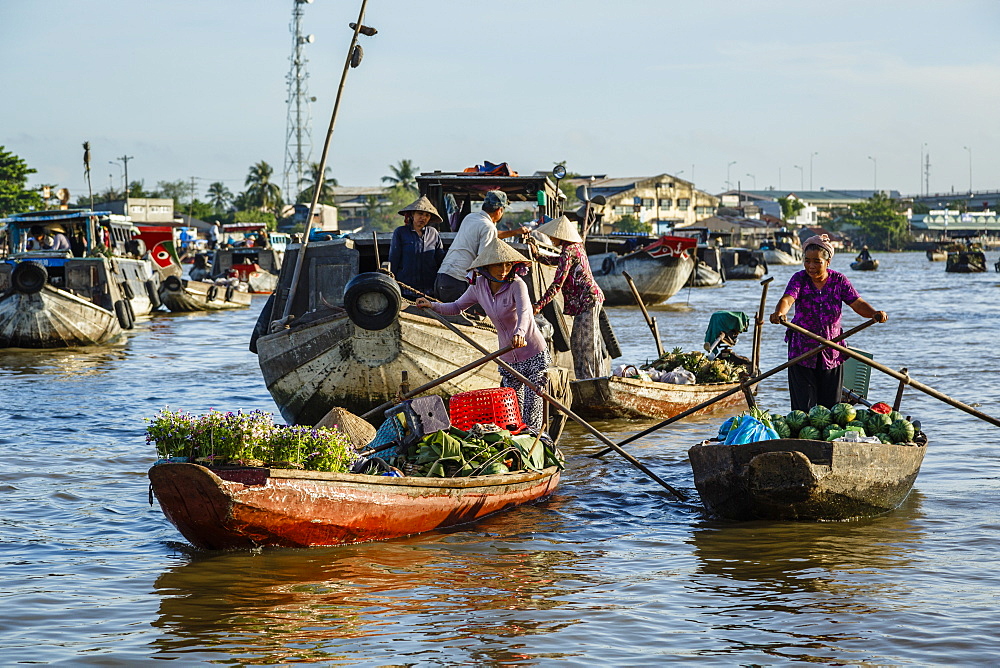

{"left": 687, "top": 437, "right": 926, "bottom": 521}
{"left": 160, "top": 277, "right": 252, "bottom": 312}
{"left": 148, "top": 462, "right": 561, "bottom": 549}
{"left": 850, "top": 259, "right": 879, "bottom": 271}
{"left": 571, "top": 375, "right": 746, "bottom": 420}
{"left": 0, "top": 285, "right": 123, "bottom": 348}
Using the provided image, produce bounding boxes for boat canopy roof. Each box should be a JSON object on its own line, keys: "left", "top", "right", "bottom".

{"left": 417, "top": 172, "right": 562, "bottom": 202}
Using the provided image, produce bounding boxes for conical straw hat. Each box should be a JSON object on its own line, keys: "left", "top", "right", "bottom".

{"left": 534, "top": 215, "right": 582, "bottom": 243}
{"left": 315, "top": 406, "right": 377, "bottom": 450}
{"left": 397, "top": 195, "right": 442, "bottom": 224}
{"left": 470, "top": 241, "right": 531, "bottom": 269}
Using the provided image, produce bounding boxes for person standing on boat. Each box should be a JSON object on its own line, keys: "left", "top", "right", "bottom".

{"left": 207, "top": 222, "right": 220, "bottom": 250}
{"left": 857, "top": 245, "right": 872, "bottom": 262}
{"left": 769, "top": 234, "right": 887, "bottom": 411}
{"left": 434, "top": 190, "right": 531, "bottom": 302}
{"left": 416, "top": 242, "right": 550, "bottom": 433}
{"left": 531, "top": 215, "right": 609, "bottom": 379}
{"left": 388, "top": 195, "right": 445, "bottom": 298}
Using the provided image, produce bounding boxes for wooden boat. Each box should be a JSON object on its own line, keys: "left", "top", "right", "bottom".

{"left": 945, "top": 249, "right": 986, "bottom": 273}
{"left": 588, "top": 235, "right": 696, "bottom": 305}
{"left": 571, "top": 375, "right": 746, "bottom": 420}
{"left": 148, "top": 461, "right": 560, "bottom": 549}
{"left": 254, "top": 172, "right": 575, "bottom": 429}
{"left": 720, "top": 247, "right": 767, "bottom": 279}
{"left": 759, "top": 231, "right": 803, "bottom": 266}
{"left": 212, "top": 226, "right": 289, "bottom": 293}
{"left": 0, "top": 209, "right": 159, "bottom": 348}
{"left": 159, "top": 275, "right": 252, "bottom": 312}
{"left": 926, "top": 248, "right": 948, "bottom": 261}
{"left": 690, "top": 259, "right": 724, "bottom": 287}
{"left": 850, "top": 258, "right": 879, "bottom": 271}
{"left": 688, "top": 437, "right": 927, "bottom": 521}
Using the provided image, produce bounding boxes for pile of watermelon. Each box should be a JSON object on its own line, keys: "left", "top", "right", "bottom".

{"left": 769, "top": 402, "right": 917, "bottom": 444}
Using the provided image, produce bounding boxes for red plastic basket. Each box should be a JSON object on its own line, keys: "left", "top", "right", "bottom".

{"left": 449, "top": 387, "right": 527, "bottom": 433}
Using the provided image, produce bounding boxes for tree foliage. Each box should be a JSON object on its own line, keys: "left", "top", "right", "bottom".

{"left": 382, "top": 159, "right": 419, "bottom": 194}
{"left": 778, "top": 196, "right": 805, "bottom": 221}
{"left": 361, "top": 185, "right": 415, "bottom": 232}
{"left": 0, "top": 146, "right": 44, "bottom": 216}
{"left": 243, "top": 161, "right": 283, "bottom": 215}
{"left": 298, "top": 162, "right": 338, "bottom": 204}
{"left": 206, "top": 181, "right": 233, "bottom": 213}
{"left": 614, "top": 214, "right": 652, "bottom": 234}
{"left": 843, "top": 192, "right": 909, "bottom": 251}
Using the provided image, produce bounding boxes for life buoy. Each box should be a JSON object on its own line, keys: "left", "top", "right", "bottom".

{"left": 11, "top": 261, "right": 48, "bottom": 294}
{"left": 145, "top": 279, "right": 161, "bottom": 310}
{"left": 224, "top": 285, "right": 234, "bottom": 302}
{"left": 343, "top": 272, "right": 402, "bottom": 331}
{"left": 163, "top": 275, "right": 183, "bottom": 292}
{"left": 206, "top": 285, "right": 218, "bottom": 302}
{"left": 114, "top": 299, "right": 134, "bottom": 329}
{"left": 125, "top": 298, "right": 136, "bottom": 327}
{"left": 601, "top": 256, "right": 615, "bottom": 276}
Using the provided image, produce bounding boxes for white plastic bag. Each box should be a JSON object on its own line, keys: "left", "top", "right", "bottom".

{"left": 660, "top": 368, "right": 696, "bottom": 385}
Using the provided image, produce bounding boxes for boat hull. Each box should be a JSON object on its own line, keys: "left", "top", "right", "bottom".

{"left": 571, "top": 375, "right": 746, "bottom": 420}
{"left": 148, "top": 462, "right": 560, "bottom": 549}
{"left": 760, "top": 248, "right": 798, "bottom": 265}
{"left": 946, "top": 251, "right": 986, "bottom": 273}
{"left": 926, "top": 249, "right": 947, "bottom": 261}
{"left": 591, "top": 252, "right": 694, "bottom": 305}
{"left": 850, "top": 259, "right": 879, "bottom": 271}
{"left": 257, "top": 308, "right": 505, "bottom": 426}
{"left": 0, "top": 285, "right": 122, "bottom": 348}
{"left": 688, "top": 438, "right": 926, "bottom": 521}
{"left": 160, "top": 280, "right": 252, "bottom": 312}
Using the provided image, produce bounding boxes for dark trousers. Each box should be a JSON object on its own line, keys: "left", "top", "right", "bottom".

{"left": 788, "top": 363, "right": 843, "bottom": 412}
{"left": 434, "top": 273, "right": 468, "bottom": 303}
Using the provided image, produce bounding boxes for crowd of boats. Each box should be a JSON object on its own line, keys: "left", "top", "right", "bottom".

{"left": 7, "top": 169, "right": 996, "bottom": 549}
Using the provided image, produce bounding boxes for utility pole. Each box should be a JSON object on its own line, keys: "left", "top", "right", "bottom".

{"left": 118, "top": 155, "right": 133, "bottom": 197}
{"left": 924, "top": 151, "right": 931, "bottom": 196}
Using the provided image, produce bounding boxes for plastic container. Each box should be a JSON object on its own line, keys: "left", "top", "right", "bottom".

{"left": 449, "top": 387, "right": 527, "bottom": 433}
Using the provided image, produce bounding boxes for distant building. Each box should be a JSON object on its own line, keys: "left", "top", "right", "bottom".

{"left": 566, "top": 174, "right": 718, "bottom": 234}
{"left": 718, "top": 189, "right": 901, "bottom": 223}
{"left": 279, "top": 203, "right": 338, "bottom": 232}
{"left": 909, "top": 209, "right": 1000, "bottom": 240}
{"left": 675, "top": 214, "right": 783, "bottom": 247}
{"left": 330, "top": 186, "right": 393, "bottom": 229}
{"left": 100, "top": 198, "right": 175, "bottom": 224}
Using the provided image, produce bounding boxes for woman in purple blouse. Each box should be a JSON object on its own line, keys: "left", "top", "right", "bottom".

{"left": 769, "top": 234, "right": 887, "bottom": 411}
{"left": 416, "top": 241, "right": 550, "bottom": 432}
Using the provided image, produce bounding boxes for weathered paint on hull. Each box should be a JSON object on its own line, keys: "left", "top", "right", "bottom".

{"left": 591, "top": 252, "right": 694, "bottom": 306}
{"left": 571, "top": 375, "right": 747, "bottom": 420}
{"left": 688, "top": 438, "right": 926, "bottom": 521}
{"left": 148, "top": 462, "right": 561, "bottom": 549}
{"left": 0, "top": 286, "right": 122, "bottom": 348}
{"left": 257, "top": 309, "right": 504, "bottom": 426}
{"left": 161, "top": 280, "right": 252, "bottom": 312}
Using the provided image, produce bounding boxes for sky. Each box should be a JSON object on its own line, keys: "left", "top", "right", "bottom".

{"left": 3, "top": 0, "right": 999, "bottom": 201}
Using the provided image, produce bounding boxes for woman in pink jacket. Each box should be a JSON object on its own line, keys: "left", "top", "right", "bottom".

{"left": 416, "top": 241, "right": 549, "bottom": 432}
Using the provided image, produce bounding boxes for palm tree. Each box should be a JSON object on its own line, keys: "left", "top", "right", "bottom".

{"left": 244, "top": 161, "right": 283, "bottom": 214}
{"left": 206, "top": 181, "right": 233, "bottom": 213}
{"left": 381, "top": 159, "right": 419, "bottom": 192}
{"left": 298, "top": 163, "right": 338, "bottom": 204}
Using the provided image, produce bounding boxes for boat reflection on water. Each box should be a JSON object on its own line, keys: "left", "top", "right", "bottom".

{"left": 684, "top": 491, "right": 925, "bottom": 662}
{"left": 0, "top": 346, "right": 127, "bottom": 379}
{"left": 150, "top": 501, "right": 589, "bottom": 664}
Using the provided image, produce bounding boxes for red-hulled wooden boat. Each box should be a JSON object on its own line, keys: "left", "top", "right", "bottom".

{"left": 148, "top": 462, "right": 560, "bottom": 550}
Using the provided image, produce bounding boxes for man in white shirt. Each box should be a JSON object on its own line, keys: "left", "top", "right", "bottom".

{"left": 434, "top": 190, "right": 530, "bottom": 301}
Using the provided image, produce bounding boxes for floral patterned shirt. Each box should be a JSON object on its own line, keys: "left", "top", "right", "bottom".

{"left": 534, "top": 242, "right": 604, "bottom": 316}
{"left": 782, "top": 269, "right": 860, "bottom": 369}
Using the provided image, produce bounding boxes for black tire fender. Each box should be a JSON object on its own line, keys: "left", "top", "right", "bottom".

{"left": 114, "top": 299, "right": 134, "bottom": 329}
{"left": 163, "top": 275, "right": 183, "bottom": 292}
{"left": 145, "top": 279, "right": 161, "bottom": 310}
{"left": 598, "top": 307, "right": 623, "bottom": 359}
{"left": 343, "top": 272, "right": 402, "bottom": 331}
{"left": 11, "top": 261, "right": 48, "bottom": 294}
{"left": 540, "top": 301, "right": 571, "bottom": 353}
{"left": 601, "top": 256, "right": 615, "bottom": 276}
{"left": 121, "top": 281, "right": 135, "bottom": 300}
{"left": 224, "top": 285, "right": 234, "bottom": 302}
{"left": 206, "top": 285, "right": 218, "bottom": 302}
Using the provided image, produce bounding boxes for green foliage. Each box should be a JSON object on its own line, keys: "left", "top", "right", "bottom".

{"left": 242, "top": 160, "right": 284, "bottom": 216}
{"left": 614, "top": 214, "right": 652, "bottom": 234}
{"left": 234, "top": 209, "right": 277, "bottom": 230}
{"left": 778, "top": 196, "right": 805, "bottom": 221}
{"left": 0, "top": 146, "right": 44, "bottom": 216}
{"left": 297, "top": 162, "right": 338, "bottom": 204}
{"left": 381, "top": 159, "right": 419, "bottom": 194}
{"left": 843, "top": 192, "right": 909, "bottom": 250}
{"left": 187, "top": 199, "right": 217, "bottom": 222}
{"left": 206, "top": 181, "right": 233, "bottom": 213}
{"left": 155, "top": 179, "right": 190, "bottom": 206}
{"left": 361, "top": 185, "right": 414, "bottom": 232}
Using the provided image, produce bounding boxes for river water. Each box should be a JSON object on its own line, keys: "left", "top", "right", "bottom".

{"left": 2, "top": 252, "right": 999, "bottom": 665}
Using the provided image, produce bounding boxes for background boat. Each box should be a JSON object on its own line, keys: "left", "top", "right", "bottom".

{"left": 851, "top": 258, "right": 879, "bottom": 271}
{"left": 588, "top": 235, "right": 696, "bottom": 305}
{"left": 946, "top": 248, "right": 987, "bottom": 273}
{"left": 571, "top": 375, "right": 746, "bottom": 419}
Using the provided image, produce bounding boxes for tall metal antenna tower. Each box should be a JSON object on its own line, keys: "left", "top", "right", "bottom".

{"left": 283, "top": 0, "right": 316, "bottom": 203}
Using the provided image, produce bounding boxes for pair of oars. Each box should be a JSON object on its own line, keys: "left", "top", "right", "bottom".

{"left": 417, "top": 306, "right": 690, "bottom": 501}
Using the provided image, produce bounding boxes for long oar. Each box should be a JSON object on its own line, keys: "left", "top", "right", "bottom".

{"left": 360, "top": 345, "right": 515, "bottom": 421}
{"left": 751, "top": 277, "right": 774, "bottom": 375}
{"left": 623, "top": 270, "right": 664, "bottom": 358}
{"left": 780, "top": 318, "right": 1000, "bottom": 429}
{"left": 590, "top": 318, "right": 879, "bottom": 458}
{"left": 419, "top": 307, "right": 688, "bottom": 501}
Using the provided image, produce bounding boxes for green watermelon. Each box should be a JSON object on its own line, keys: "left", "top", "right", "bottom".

{"left": 798, "top": 425, "right": 821, "bottom": 441}
{"left": 888, "top": 419, "right": 915, "bottom": 443}
{"left": 854, "top": 408, "right": 870, "bottom": 425}
{"left": 877, "top": 433, "right": 894, "bottom": 444}
{"left": 889, "top": 410, "right": 905, "bottom": 423}
{"left": 830, "top": 403, "right": 857, "bottom": 426}
{"left": 785, "top": 410, "right": 809, "bottom": 434}
{"left": 822, "top": 424, "right": 839, "bottom": 440}
{"left": 846, "top": 420, "right": 866, "bottom": 430}
{"left": 772, "top": 417, "right": 792, "bottom": 439}
{"left": 869, "top": 412, "right": 893, "bottom": 434}
{"left": 808, "top": 405, "right": 833, "bottom": 429}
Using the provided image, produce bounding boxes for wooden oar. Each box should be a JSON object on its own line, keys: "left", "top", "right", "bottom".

{"left": 590, "top": 318, "right": 879, "bottom": 458}
{"left": 419, "top": 306, "right": 688, "bottom": 501}
{"left": 623, "top": 270, "right": 665, "bottom": 358}
{"left": 360, "top": 344, "right": 516, "bottom": 421}
{"left": 780, "top": 318, "right": 1000, "bottom": 429}
{"left": 751, "top": 277, "right": 774, "bottom": 375}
